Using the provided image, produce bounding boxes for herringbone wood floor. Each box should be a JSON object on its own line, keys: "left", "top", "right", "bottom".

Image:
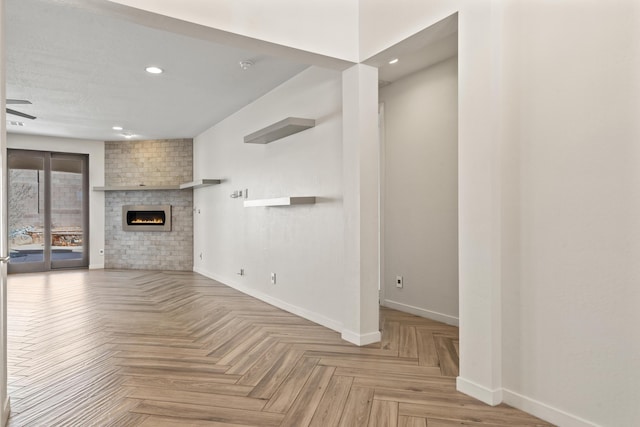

{"left": 6, "top": 270, "right": 553, "bottom": 426}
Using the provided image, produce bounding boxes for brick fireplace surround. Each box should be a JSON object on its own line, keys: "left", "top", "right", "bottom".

{"left": 104, "top": 139, "right": 193, "bottom": 271}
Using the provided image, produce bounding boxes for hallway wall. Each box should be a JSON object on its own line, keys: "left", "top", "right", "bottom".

{"left": 380, "top": 56, "right": 458, "bottom": 325}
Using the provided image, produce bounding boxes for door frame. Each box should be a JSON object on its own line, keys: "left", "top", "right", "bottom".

{"left": 1, "top": 0, "right": 10, "bottom": 423}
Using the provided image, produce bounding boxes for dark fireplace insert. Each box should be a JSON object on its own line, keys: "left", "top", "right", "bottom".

{"left": 122, "top": 205, "right": 171, "bottom": 231}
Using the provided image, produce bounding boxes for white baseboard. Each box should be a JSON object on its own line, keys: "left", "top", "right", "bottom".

{"left": 193, "top": 267, "right": 343, "bottom": 334}
{"left": 341, "top": 329, "right": 381, "bottom": 346}
{"left": 456, "top": 376, "right": 503, "bottom": 406}
{"left": 383, "top": 299, "right": 459, "bottom": 326}
{"left": 456, "top": 379, "right": 601, "bottom": 427}
{"left": 89, "top": 263, "right": 104, "bottom": 270}
{"left": 503, "top": 388, "right": 601, "bottom": 427}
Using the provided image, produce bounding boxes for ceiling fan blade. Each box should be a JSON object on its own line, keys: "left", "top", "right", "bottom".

{"left": 6, "top": 99, "right": 32, "bottom": 105}
{"left": 6, "top": 108, "right": 36, "bottom": 120}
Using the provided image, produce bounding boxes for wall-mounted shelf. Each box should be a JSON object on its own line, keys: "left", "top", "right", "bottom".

{"left": 244, "top": 197, "right": 316, "bottom": 207}
{"left": 93, "top": 185, "right": 180, "bottom": 191}
{"left": 244, "top": 117, "right": 316, "bottom": 144}
{"left": 94, "top": 179, "right": 221, "bottom": 192}
{"left": 179, "top": 179, "right": 221, "bottom": 189}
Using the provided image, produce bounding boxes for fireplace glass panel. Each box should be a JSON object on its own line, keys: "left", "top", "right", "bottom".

{"left": 122, "top": 205, "right": 171, "bottom": 231}
{"left": 127, "top": 211, "right": 166, "bottom": 226}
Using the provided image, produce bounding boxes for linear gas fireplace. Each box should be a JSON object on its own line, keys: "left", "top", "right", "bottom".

{"left": 122, "top": 205, "right": 172, "bottom": 232}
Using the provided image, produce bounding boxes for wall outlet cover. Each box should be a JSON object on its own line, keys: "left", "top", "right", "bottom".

{"left": 396, "top": 275, "right": 403, "bottom": 288}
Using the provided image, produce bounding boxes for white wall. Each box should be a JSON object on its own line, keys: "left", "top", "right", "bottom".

{"left": 380, "top": 56, "right": 458, "bottom": 326}
{"left": 37, "top": 1, "right": 636, "bottom": 425}
{"left": 499, "top": 2, "right": 640, "bottom": 426}
{"left": 362, "top": 0, "right": 640, "bottom": 425}
{"left": 6, "top": 134, "right": 105, "bottom": 269}
{"left": 105, "top": 0, "right": 359, "bottom": 62}
{"left": 193, "top": 67, "right": 346, "bottom": 333}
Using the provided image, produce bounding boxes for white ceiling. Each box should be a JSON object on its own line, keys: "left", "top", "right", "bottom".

{"left": 5, "top": 2, "right": 457, "bottom": 142}
{"left": 5, "top": 0, "right": 310, "bottom": 141}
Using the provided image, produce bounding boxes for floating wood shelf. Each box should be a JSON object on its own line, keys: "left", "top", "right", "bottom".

{"left": 244, "top": 117, "right": 315, "bottom": 144}
{"left": 179, "top": 179, "right": 221, "bottom": 189}
{"left": 244, "top": 197, "right": 316, "bottom": 207}
{"left": 94, "top": 179, "right": 221, "bottom": 191}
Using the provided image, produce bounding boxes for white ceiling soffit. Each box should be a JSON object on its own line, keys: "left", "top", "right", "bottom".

{"left": 364, "top": 13, "right": 458, "bottom": 85}
{"left": 5, "top": 0, "right": 343, "bottom": 141}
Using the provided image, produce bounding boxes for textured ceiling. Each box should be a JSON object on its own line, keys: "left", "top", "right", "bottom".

{"left": 5, "top": 0, "right": 309, "bottom": 141}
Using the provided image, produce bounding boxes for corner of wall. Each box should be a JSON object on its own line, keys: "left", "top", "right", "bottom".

{"left": 341, "top": 329, "right": 381, "bottom": 346}
{"left": 456, "top": 376, "right": 503, "bottom": 406}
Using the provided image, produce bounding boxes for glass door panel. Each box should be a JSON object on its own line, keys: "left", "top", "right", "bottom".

{"left": 8, "top": 151, "right": 46, "bottom": 271}
{"left": 50, "top": 155, "right": 87, "bottom": 269}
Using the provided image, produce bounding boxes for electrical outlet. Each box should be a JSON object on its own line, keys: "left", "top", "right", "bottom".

{"left": 270, "top": 272, "right": 276, "bottom": 285}
{"left": 396, "top": 275, "right": 403, "bottom": 288}
{"left": 199, "top": 252, "right": 203, "bottom": 260}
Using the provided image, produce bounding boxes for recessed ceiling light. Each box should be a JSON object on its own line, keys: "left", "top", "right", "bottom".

{"left": 145, "top": 66, "right": 163, "bottom": 74}
{"left": 122, "top": 132, "right": 134, "bottom": 139}
{"left": 112, "top": 126, "right": 123, "bottom": 131}
{"left": 9, "top": 121, "right": 24, "bottom": 127}
{"left": 389, "top": 58, "right": 399, "bottom": 65}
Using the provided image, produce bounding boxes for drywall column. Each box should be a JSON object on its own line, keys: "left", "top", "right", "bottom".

{"left": 341, "top": 64, "right": 381, "bottom": 345}
{"left": 456, "top": 1, "right": 504, "bottom": 405}
{"left": 0, "top": 0, "right": 9, "bottom": 424}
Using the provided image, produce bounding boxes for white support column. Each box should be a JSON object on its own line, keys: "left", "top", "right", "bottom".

{"left": 341, "top": 63, "right": 381, "bottom": 346}
{"left": 456, "top": 0, "right": 504, "bottom": 405}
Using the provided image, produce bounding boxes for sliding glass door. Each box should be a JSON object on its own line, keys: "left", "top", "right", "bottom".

{"left": 8, "top": 150, "right": 89, "bottom": 273}
{"left": 8, "top": 151, "right": 44, "bottom": 269}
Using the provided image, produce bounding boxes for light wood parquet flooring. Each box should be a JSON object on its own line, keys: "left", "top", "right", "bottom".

{"left": 6, "top": 270, "right": 554, "bottom": 426}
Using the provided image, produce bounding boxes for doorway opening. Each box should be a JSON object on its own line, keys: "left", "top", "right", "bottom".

{"left": 8, "top": 149, "right": 89, "bottom": 273}
{"left": 371, "top": 14, "right": 459, "bottom": 328}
